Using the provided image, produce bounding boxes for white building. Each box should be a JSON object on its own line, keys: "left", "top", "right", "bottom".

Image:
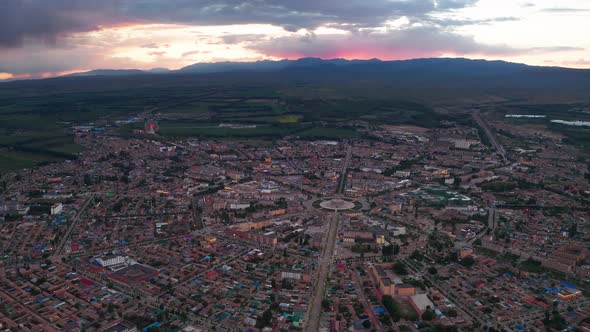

{"left": 229, "top": 203, "right": 250, "bottom": 210}
{"left": 387, "top": 224, "right": 407, "bottom": 237}
{"left": 281, "top": 271, "right": 303, "bottom": 280}
{"left": 454, "top": 139, "right": 478, "bottom": 150}
{"left": 95, "top": 254, "right": 132, "bottom": 268}
{"left": 51, "top": 203, "right": 63, "bottom": 215}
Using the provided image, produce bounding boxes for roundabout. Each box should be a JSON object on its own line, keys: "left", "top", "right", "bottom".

{"left": 317, "top": 198, "right": 356, "bottom": 211}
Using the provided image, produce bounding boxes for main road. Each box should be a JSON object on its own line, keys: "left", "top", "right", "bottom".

{"left": 305, "top": 211, "right": 340, "bottom": 331}
{"left": 52, "top": 193, "right": 95, "bottom": 257}
{"left": 336, "top": 144, "right": 353, "bottom": 194}
{"left": 473, "top": 110, "right": 506, "bottom": 160}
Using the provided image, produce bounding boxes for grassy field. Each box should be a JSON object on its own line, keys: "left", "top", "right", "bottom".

{"left": 0, "top": 150, "right": 65, "bottom": 171}
{"left": 295, "top": 127, "right": 362, "bottom": 139}
{"left": 158, "top": 121, "right": 301, "bottom": 138}
{"left": 493, "top": 103, "right": 590, "bottom": 153}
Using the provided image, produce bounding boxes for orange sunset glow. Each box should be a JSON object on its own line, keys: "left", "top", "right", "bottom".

{"left": 0, "top": 0, "right": 589, "bottom": 80}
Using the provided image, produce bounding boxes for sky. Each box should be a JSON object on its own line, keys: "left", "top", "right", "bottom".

{"left": 0, "top": 0, "right": 589, "bottom": 80}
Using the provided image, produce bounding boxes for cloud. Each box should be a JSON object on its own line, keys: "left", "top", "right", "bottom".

{"left": 0, "top": 0, "right": 120, "bottom": 48}
{"left": 528, "top": 46, "right": 584, "bottom": 53}
{"left": 0, "top": 44, "right": 140, "bottom": 75}
{"left": 540, "top": 7, "right": 590, "bottom": 13}
{"left": 249, "top": 27, "right": 582, "bottom": 60}
{"left": 1, "top": 0, "right": 588, "bottom": 78}
{"left": 221, "top": 34, "right": 267, "bottom": 44}
{"left": 141, "top": 42, "right": 160, "bottom": 48}
{"left": 0, "top": 0, "right": 483, "bottom": 48}
{"left": 182, "top": 50, "right": 211, "bottom": 57}
{"left": 425, "top": 16, "right": 520, "bottom": 27}
{"left": 562, "top": 58, "right": 590, "bottom": 66}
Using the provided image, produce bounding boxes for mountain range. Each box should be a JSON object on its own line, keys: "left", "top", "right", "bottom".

{"left": 66, "top": 57, "right": 558, "bottom": 77}
{"left": 2, "top": 58, "right": 589, "bottom": 102}
{"left": 54, "top": 57, "right": 590, "bottom": 91}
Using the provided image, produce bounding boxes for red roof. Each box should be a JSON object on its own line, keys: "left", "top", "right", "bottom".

{"left": 80, "top": 278, "right": 94, "bottom": 286}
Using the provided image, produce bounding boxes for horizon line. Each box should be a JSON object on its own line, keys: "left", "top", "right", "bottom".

{"left": 1, "top": 56, "right": 587, "bottom": 83}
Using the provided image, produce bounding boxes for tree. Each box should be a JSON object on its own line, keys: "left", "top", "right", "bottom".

{"left": 322, "top": 299, "right": 331, "bottom": 310}
{"left": 422, "top": 308, "right": 436, "bottom": 321}
{"left": 428, "top": 266, "right": 438, "bottom": 275}
{"left": 382, "top": 296, "right": 401, "bottom": 322}
{"left": 569, "top": 222, "right": 578, "bottom": 238}
{"left": 255, "top": 309, "right": 273, "bottom": 328}
{"left": 361, "top": 319, "right": 371, "bottom": 329}
{"left": 393, "top": 262, "right": 408, "bottom": 275}
{"left": 460, "top": 256, "right": 475, "bottom": 268}
{"left": 410, "top": 251, "right": 423, "bottom": 262}
{"left": 382, "top": 245, "right": 394, "bottom": 256}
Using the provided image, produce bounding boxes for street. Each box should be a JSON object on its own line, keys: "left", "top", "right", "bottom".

{"left": 305, "top": 211, "right": 340, "bottom": 331}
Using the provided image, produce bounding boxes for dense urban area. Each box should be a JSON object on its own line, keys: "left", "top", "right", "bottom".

{"left": 1, "top": 88, "right": 590, "bottom": 332}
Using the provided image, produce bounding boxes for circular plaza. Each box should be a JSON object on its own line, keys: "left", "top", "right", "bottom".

{"left": 318, "top": 198, "right": 356, "bottom": 211}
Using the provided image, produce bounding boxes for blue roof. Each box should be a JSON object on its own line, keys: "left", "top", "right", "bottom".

{"left": 543, "top": 285, "right": 560, "bottom": 293}
{"left": 559, "top": 282, "right": 577, "bottom": 290}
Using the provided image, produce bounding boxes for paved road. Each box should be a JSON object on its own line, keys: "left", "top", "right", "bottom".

{"left": 52, "top": 194, "right": 95, "bottom": 256}
{"left": 336, "top": 144, "right": 353, "bottom": 194}
{"left": 474, "top": 110, "right": 506, "bottom": 160}
{"left": 305, "top": 212, "right": 340, "bottom": 331}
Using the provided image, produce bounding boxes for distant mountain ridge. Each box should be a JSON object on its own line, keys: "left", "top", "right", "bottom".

{"left": 62, "top": 57, "right": 547, "bottom": 76}
{"left": 58, "top": 57, "right": 589, "bottom": 81}
{"left": 4, "top": 58, "right": 589, "bottom": 95}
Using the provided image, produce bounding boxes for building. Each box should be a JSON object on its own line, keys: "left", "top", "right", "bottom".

{"left": 103, "top": 320, "right": 138, "bottom": 332}
{"left": 396, "top": 284, "right": 417, "bottom": 296}
{"left": 370, "top": 264, "right": 416, "bottom": 297}
{"left": 454, "top": 139, "right": 477, "bottom": 149}
{"left": 488, "top": 207, "right": 498, "bottom": 229}
{"left": 459, "top": 246, "right": 473, "bottom": 259}
{"left": 225, "top": 229, "right": 278, "bottom": 246}
{"left": 94, "top": 254, "right": 132, "bottom": 268}
{"left": 281, "top": 271, "right": 303, "bottom": 280}
{"left": 51, "top": 203, "right": 63, "bottom": 215}
{"left": 542, "top": 242, "right": 588, "bottom": 274}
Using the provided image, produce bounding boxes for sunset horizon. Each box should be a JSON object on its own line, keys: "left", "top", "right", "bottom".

{"left": 1, "top": 0, "right": 589, "bottom": 80}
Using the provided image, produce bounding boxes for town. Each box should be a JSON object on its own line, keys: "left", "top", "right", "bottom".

{"left": 1, "top": 103, "right": 590, "bottom": 332}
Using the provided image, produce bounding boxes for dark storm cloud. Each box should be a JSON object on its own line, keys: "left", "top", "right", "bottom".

{"left": 0, "top": 0, "right": 120, "bottom": 47}
{"left": 0, "top": 0, "right": 483, "bottom": 48}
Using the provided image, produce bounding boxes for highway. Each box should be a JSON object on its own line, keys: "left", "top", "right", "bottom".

{"left": 305, "top": 212, "right": 340, "bottom": 331}
{"left": 474, "top": 110, "right": 506, "bottom": 160}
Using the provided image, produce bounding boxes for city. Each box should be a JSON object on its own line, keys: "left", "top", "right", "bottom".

{"left": 1, "top": 1, "right": 590, "bottom": 332}
{"left": 1, "top": 101, "right": 590, "bottom": 331}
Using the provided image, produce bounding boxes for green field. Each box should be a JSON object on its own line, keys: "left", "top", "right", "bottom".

{"left": 295, "top": 127, "right": 361, "bottom": 139}
{"left": 493, "top": 103, "right": 590, "bottom": 153}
